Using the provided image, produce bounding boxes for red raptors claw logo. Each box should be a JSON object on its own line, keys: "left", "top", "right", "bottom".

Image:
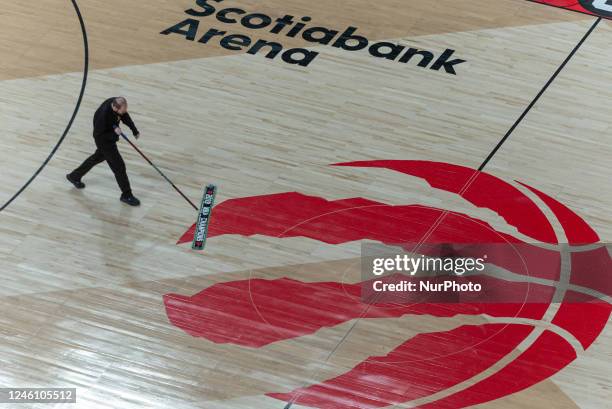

{"left": 167, "top": 160, "right": 611, "bottom": 408}
{"left": 532, "top": 0, "right": 612, "bottom": 18}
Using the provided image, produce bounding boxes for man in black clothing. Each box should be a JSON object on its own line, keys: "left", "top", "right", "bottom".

{"left": 67, "top": 97, "right": 141, "bottom": 206}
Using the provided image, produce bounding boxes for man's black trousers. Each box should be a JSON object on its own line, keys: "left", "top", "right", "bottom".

{"left": 70, "top": 135, "right": 132, "bottom": 196}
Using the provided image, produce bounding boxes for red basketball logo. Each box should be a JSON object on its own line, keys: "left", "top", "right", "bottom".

{"left": 167, "top": 160, "right": 611, "bottom": 408}
{"left": 534, "top": 0, "right": 612, "bottom": 18}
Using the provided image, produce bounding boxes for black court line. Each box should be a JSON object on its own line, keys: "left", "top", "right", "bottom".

{"left": 0, "top": 0, "right": 89, "bottom": 213}
{"left": 283, "top": 16, "right": 601, "bottom": 409}
{"left": 479, "top": 17, "right": 601, "bottom": 171}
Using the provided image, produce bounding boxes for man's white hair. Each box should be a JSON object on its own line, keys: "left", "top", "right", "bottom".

{"left": 113, "top": 97, "right": 127, "bottom": 108}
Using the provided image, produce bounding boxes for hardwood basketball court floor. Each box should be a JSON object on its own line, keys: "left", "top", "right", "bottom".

{"left": 0, "top": 1, "right": 611, "bottom": 408}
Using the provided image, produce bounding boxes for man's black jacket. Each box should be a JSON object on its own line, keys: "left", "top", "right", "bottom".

{"left": 93, "top": 98, "right": 139, "bottom": 144}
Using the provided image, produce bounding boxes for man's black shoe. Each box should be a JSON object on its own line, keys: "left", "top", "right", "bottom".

{"left": 120, "top": 194, "right": 141, "bottom": 207}
{"left": 66, "top": 173, "right": 85, "bottom": 189}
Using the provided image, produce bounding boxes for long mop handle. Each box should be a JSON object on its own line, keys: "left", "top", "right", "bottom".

{"left": 120, "top": 133, "right": 198, "bottom": 211}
